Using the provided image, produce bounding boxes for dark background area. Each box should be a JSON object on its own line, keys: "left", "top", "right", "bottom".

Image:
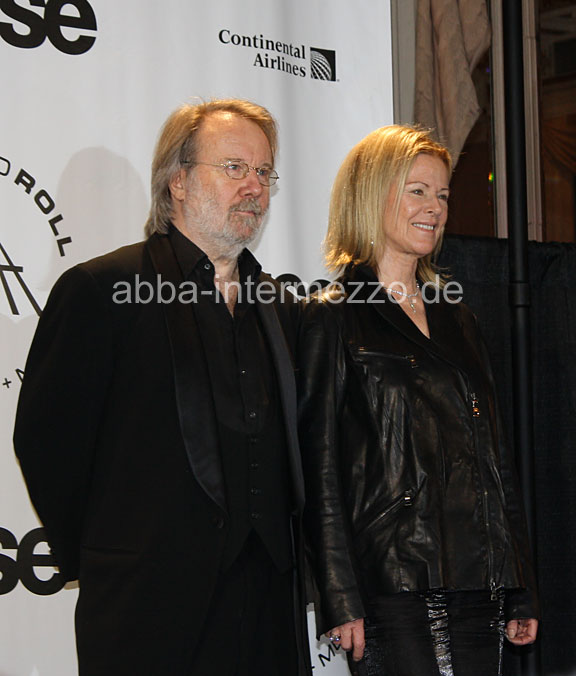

{"left": 440, "top": 234, "right": 576, "bottom": 676}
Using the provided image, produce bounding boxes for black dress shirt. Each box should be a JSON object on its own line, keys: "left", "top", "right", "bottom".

{"left": 169, "top": 226, "right": 292, "bottom": 571}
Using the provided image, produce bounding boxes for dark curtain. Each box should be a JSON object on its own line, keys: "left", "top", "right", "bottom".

{"left": 439, "top": 235, "right": 576, "bottom": 676}
{"left": 542, "top": 119, "right": 576, "bottom": 176}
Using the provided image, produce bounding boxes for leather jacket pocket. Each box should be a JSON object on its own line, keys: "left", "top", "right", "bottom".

{"left": 353, "top": 348, "right": 419, "bottom": 369}
{"left": 354, "top": 488, "right": 416, "bottom": 537}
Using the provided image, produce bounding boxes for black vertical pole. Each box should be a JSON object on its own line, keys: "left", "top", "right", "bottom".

{"left": 501, "top": 2, "right": 540, "bottom": 675}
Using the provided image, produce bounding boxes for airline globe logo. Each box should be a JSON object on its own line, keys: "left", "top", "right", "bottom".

{"left": 310, "top": 48, "right": 336, "bottom": 81}
{"left": 218, "top": 29, "right": 337, "bottom": 81}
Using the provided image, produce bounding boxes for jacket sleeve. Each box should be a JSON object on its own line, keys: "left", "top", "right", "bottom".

{"left": 473, "top": 313, "right": 540, "bottom": 621}
{"left": 297, "top": 297, "right": 366, "bottom": 635}
{"left": 13, "top": 265, "right": 115, "bottom": 582}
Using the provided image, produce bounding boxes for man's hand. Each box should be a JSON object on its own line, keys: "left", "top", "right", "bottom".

{"left": 506, "top": 618, "right": 538, "bottom": 645}
{"left": 326, "top": 618, "right": 365, "bottom": 661}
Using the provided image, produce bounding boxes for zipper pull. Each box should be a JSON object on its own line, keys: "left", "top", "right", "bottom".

{"left": 471, "top": 392, "right": 480, "bottom": 417}
{"left": 406, "top": 354, "right": 418, "bottom": 368}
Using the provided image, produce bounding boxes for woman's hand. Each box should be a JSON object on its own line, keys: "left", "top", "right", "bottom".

{"left": 326, "top": 618, "right": 365, "bottom": 661}
{"left": 506, "top": 618, "right": 538, "bottom": 645}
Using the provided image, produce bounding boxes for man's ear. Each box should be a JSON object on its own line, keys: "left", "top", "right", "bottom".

{"left": 169, "top": 169, "right": 187, "bottom": 202}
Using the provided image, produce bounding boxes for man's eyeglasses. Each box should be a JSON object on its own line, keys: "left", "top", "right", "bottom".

{"left": 182, "top": 160, "right": 279, "bottom": 187}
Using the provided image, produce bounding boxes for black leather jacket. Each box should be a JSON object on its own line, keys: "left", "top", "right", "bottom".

{"left": 298, "top": 265, "right": 538, "bottom": 634}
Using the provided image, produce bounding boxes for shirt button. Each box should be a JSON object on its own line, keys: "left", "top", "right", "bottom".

{"left": 250, "top": 512, "right": 261, "bottom": 520}
{"left": 248, "top": 411, "right": 257, "bottom": 419}
{"left": 250, "top": 462, "right": 259, "bottom": 470}
{"left": 249, "top": 436, "right": 258, "bottom": 444}
{"left": 250, "top": 487, "right": 262, "bottom": 495}
{"left": 204, "top": 263, "right": 211, "bottom": 270}
{"left": 240, "top": 369, "right": 247, "bottom": 376}
{"left": 212, "top": 515, "right": 225, "bottom": 529}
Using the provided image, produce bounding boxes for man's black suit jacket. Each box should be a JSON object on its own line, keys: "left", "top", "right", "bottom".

{"left": 14, "top": 233, "right": 311, "bottom": 675}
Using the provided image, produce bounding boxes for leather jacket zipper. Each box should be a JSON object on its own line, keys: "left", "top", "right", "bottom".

{"left": 490, "top": 579, "right": 498, "bottom": 602}
{"left": 471, "top": 393, "right": 480, "bottom": 417}
{"left": 357, "top": 489, "right": 415, "bottom": 535}
{"left": 469, "top": 390, "right": 497, "bottom": 597}
{"left": 355, "top": 348, "right": 419, "bottom": 368}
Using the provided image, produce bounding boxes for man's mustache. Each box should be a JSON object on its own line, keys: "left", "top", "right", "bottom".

{"left": 229, "top": 199, "right": 263, "bottom": 216}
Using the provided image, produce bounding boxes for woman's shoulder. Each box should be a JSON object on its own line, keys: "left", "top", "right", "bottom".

{"left": 443, "top": 295, "right": 479, "bottom": 326}
{"left": 302, "top": 281, "right": 348, "bottom": 320}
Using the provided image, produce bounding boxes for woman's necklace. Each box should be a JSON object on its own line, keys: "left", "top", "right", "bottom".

{"left": 382, "top": 282, "right": 420, "bottom": 313}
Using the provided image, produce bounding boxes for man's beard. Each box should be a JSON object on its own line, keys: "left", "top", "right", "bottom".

{"left": 226, "top": 198, "right": 264, "bottom": 242}
{"left": 184, "top": 197, "right": 266, "bottom": 260}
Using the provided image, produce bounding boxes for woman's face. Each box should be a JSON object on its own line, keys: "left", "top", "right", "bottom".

{"left": 382, "top": 153, "right": 450, "bottom": 260}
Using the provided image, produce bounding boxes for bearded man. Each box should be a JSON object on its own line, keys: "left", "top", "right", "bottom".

{"left": 14, "top": 99, "right": 311, "bottom": 676}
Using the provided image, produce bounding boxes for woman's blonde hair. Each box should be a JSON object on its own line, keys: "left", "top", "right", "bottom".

{"left": 325, "top": 125, "right": 452, "bottom": 285}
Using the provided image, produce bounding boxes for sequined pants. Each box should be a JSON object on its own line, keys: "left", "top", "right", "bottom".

{"left": 347, "top": 589, "right": 506, "bottom": 676}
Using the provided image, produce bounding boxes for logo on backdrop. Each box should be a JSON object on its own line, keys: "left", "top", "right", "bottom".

{"left": 0, "top": 527, "right": 65, "bottom": 596}
{"left": 0, "top": 240, "right": 42, "bottom": 316}
{"left": 0, "top": 153, "right": 72, "bottom": 392}
{"left": 0, "top": 0, "right": 97, "bottom": 55}
{"left": 310, "top": 48, "right": 336, "bottom": 81}
{"left": 218, "top": 29, "right": 337, "bottom": 81}
{"left": 0, "top": 154, "right": 72, "bottom": 271}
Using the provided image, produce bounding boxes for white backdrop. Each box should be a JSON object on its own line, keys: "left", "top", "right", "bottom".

{"left": 0, "top": 1, "right": 393, "bottom": 673}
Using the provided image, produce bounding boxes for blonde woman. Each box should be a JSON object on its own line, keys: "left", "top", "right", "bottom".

{"left": 298, "top": 126, "right": 538, "bottom": 676}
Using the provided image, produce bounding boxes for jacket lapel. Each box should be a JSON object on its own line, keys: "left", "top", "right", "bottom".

{"left": 256, "top": 300, "right": 305, "bottom": 512}
{"left": 426, "top": 298, "right": 486, "bottom": 378}
{"left": 146, "top": 234, "right": 226, "bottom": 513}
{"left": 371, "top": 293, "right": 434, "bottom": 352}
{"left": 343, "top": 267, "right": 478, "bottom": 376}
{"left": 370, "top": 287, "right": 481, "bottom": 377}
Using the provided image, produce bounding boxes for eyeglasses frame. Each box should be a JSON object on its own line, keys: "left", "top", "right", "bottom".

{"left": 181, "top": 160, "right": 279, "bottom": 186}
